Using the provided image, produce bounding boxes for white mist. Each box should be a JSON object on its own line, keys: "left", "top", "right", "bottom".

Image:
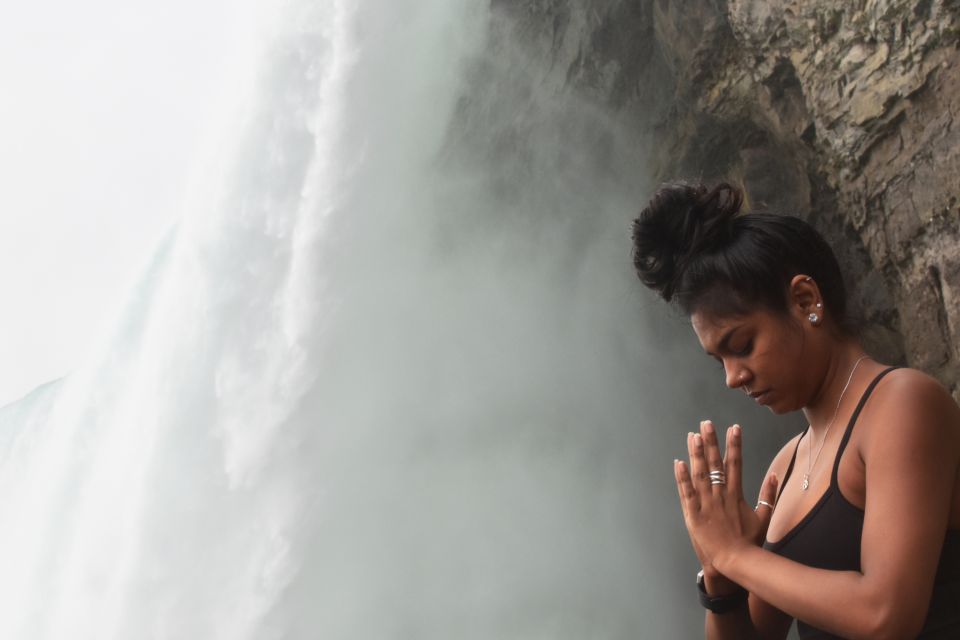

{"left": 0, "top": 1, "right": 791, "bottom": 637}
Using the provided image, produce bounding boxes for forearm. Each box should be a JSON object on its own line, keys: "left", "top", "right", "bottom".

{"left": 706, "top": 610, "right": 756, "bottom": 639}
{"left": 717, "top": 546, "right": 879, "bottom": 639}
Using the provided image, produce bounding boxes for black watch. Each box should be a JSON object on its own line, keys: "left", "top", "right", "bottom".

{"left": 696, "top": 569, "right": 748, "bottom": 614}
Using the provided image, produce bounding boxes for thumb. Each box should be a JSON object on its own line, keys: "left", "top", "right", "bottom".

{"left": 755, "top": 472, "right": 778, "bottom": 531}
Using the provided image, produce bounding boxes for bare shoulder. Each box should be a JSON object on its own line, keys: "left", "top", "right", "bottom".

{"left": 868, "top": 367, "right": 959, "bottom": 423}
{"left": 875, "top": 366, "right": 951, "bottom": 395}
{"left": 862, "top": 366, "right": 960, "bottom": 456}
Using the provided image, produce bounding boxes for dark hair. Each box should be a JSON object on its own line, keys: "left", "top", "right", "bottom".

{"left": 631, "top": 181, "right": 854, "bottom": 333}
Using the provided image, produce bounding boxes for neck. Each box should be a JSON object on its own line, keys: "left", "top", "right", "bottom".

{"left": 802, "top": 342, "right": 871, "bottom": 441}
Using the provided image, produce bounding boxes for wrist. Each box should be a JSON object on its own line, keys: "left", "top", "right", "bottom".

{"left": 712, "top": 540, "right": 751, "bottom": 577}
{"left": 697, "top": 569, "right": 748, "bottom": 614}
{"left": 703, "top": 572, "right": 741, "bottom": 597}
{"left": 715, "top": 540, "right": 765, "bottom": 591}
{"left": 700, "top": 563, "right": 722, "bottom": 579}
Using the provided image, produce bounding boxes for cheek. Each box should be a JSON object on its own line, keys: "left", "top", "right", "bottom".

{"left": 772, "top": 363, "right": 808, "bottom": 412}
{"left": 759, "top": 333, "right": 805, "bottom": 391}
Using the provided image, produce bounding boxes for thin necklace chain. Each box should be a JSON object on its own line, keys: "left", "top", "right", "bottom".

{"left": 802, "top": 354, "right": 871, "bottom": 491}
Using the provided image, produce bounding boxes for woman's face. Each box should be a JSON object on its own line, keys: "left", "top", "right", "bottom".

{"left": 690, "top": 305, "right": 820, "bottom": 414}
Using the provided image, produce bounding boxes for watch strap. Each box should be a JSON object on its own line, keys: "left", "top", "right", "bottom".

{"left": 697, "top": 570, "right": 748, "bottom": 614}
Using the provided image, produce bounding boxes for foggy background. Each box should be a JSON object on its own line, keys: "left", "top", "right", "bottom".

{"left": 0, "top": 0, "right": 256, "bottom": 406}
{"left": 0, "top": 1, "right": 805, "bottom": 637}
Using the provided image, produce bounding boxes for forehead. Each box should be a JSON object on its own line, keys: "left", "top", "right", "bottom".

{"left": 690, "top": 310, "right": 754, "bottom": 350}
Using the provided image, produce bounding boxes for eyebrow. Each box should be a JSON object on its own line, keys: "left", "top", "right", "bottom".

{"left": 703, "top": 326, "right": 742, "bottom": 357}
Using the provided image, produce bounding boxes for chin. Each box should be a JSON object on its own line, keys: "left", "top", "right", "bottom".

{"left": 765, "top": 396, "right": 801, "bottom": 415}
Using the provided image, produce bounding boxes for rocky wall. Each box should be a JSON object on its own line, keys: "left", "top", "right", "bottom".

{"left": 500, "top": 0, "right": 960, "bottom": 394}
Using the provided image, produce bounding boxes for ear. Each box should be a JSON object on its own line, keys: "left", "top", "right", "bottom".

{"left": 787, "top": 274, "right": 823, "bottom": 324}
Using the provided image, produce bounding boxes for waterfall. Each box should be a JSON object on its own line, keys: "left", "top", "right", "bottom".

{"left": 0, "top": 2, "right": 785, "bottom": 637}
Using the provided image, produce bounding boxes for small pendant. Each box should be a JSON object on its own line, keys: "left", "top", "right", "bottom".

{"left": 802, "top": 475, "right": 810, "bottom": 491}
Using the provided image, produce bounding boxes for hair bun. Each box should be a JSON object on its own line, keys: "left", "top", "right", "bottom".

{"left": 631, "top": 181, "right": 743, "bottom": 301}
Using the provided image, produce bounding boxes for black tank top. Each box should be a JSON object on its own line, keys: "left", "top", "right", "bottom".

{"left": 762, "top": 367, "right": 960, "bottom": 638}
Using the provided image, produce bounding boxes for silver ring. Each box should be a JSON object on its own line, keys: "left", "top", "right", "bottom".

{"left": 710, "top": 478, "right": 726, "bottom": 485}
{"left": 756, "top": 500, "right": 774, "bottom": 509}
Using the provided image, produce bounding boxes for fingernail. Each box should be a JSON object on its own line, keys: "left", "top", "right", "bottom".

{"left": 733, "top": 424, "right": 741, "bottom": 436}
{"left": 693, "top": 433, "right": 702, "bottom": 444}
{"left": 703, "top": 422, "right": 714, "bottom": 434}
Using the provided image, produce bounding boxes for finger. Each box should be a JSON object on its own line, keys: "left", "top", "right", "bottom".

{"left": 675, "top": 461, "right": 710, "bottom": 564}
{"left": 687, "top": 430, "right": 709, "bottom": 497}
{"left": 700, "top": 420, "right": 725, "bottom": 499}
{"left": 673, "top": 459, "right": 689, "bottom": 521}
{"left": 723, "top": 424, "right": 744, "bottom": 500}
{"left": 754, "top": 472, "right": 779, "bottom": 532}
{"left": 676, "top": 459, "right": 700, "bottom": 513}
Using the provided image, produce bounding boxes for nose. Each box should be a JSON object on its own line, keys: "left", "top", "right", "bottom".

{"left": 725, "top": 363, "right": 750, "bottom": 390}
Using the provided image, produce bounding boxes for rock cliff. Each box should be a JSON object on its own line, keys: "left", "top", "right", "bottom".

{"left": 500, "top": 0, "right": 960, "bottom": 393}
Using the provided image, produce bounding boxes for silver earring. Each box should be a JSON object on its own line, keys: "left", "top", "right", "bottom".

{"left": 809, "top": 313, "right": 820, "bottom": 324}
{"left": 816, "top": 303, "right": 822, "bottom": 309}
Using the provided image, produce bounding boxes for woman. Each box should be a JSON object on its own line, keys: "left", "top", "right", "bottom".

{"left": 631, "top": 182, "right": 960, "bottom": 639}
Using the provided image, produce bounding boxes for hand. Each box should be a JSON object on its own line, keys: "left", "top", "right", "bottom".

{"left": 673, "top": 421, "right": 779, "bottom": 576}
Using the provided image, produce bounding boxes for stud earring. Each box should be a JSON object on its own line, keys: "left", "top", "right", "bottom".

{"left": 816, "top": 303, "right": 822, "bottom": 309}
{"left": 809, "top": 313, "right": 820, "bottom": 324}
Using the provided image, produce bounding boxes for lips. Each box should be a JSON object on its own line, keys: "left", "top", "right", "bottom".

{"left": 749, "top": 389, "right": 772, "bottom": 405}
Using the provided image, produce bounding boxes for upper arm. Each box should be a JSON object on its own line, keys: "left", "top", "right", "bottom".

{"left": 747, "top": 434, "right": 802, "bottom": 639}
{"left": 860, "top": 369, "right": 960, "bottom": 635}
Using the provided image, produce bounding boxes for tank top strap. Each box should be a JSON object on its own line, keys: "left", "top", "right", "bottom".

{"left": 775, "top": 427, "right": 806, "bottom": 503}
{"left": 830, "top": 366, "right": 899, "bottom": 486}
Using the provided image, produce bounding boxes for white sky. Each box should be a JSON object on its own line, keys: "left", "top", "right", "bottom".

{"left": 0, "top": 0, "right": 257, "bottom": 406}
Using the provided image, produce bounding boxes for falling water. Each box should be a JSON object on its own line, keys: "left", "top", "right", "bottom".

{"left": 0, "top": 1, "right": 793, "bottom": 638}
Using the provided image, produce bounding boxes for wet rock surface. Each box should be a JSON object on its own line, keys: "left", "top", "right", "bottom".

{"left": 502, "top": 0, "right": 960, "bottom": 392}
